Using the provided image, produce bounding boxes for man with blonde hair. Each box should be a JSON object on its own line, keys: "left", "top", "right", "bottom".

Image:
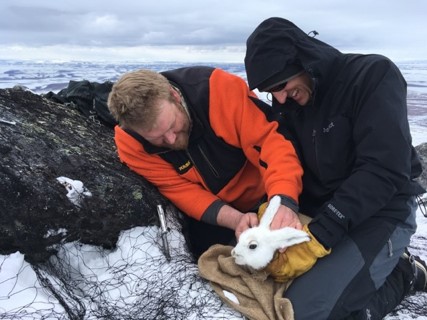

{"left": 108, "top": 66, "right": 304, "bottom": 258}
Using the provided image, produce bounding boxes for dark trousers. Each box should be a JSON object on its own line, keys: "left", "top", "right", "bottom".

{"left": 284, "top": 197, "right": 417, "bottom": 320}
{"left": 182, "top": 196, "right": 266, "bottom": 260}
{"left": 182, "top": 216, "right": 235, "bottom": 261}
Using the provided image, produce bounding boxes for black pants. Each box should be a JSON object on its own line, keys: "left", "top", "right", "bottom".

{"left": 183, "top": 196, "right": 266, "bottom": 260}
{"left": 182, "top": 216, "right": 235, "bottom": 261}
{"left": 284, "top": 197, "right": 417, "bottom": 320}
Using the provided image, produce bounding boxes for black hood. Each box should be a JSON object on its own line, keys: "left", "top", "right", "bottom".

{"left": 245, "top": 17, "right": 342, "bottom": 91}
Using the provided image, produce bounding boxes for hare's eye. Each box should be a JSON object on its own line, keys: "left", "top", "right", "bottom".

{"left": 249, "top": 241, "right": 258, "bottom": 250}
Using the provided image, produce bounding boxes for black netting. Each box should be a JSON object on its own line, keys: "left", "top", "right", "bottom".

{"left": 0, "top": 211, "right": 244, "bottom": 320}
{"left": 1, "top": 209, "right": 426, "bottom": 319}
{"left": 387, "top": 293, "right": 427, "bottom": 319}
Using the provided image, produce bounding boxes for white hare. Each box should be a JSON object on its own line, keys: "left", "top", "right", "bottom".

{"left": 231, "top": 195, "right": 310, "bottom": 270}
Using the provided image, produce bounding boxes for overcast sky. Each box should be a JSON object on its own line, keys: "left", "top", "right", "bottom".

{"left": 1, "top": 0, "right": 426, "bottom": 63}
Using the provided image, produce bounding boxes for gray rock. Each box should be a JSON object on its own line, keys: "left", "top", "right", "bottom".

{"left": 415, "top": 142, "right": 427, "bottom": 190}
{"left": 0, "top": 88, "right": 171, "bottom": 263}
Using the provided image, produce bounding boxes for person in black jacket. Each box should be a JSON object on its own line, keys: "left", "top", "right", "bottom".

{"left": 244, "top": 17, "right": 427, "bottom": 320}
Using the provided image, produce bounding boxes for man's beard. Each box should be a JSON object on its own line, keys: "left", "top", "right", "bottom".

{"left": 167, "top": 132, "right": 189, "bottom": 150}
{"left": 165, "top": 107, "right": 191, "bottom": 150}
{"left": 161, "top": 102, "right": 191, "bottom": 150}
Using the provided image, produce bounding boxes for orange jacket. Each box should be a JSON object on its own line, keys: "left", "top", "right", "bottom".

{"left": 113, "top": 67, "right": 303, "bottom": 224}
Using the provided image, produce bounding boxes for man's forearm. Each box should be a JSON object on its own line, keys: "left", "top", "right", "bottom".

{"left": 216, "top": 204, "right": 245, "bottom": 230}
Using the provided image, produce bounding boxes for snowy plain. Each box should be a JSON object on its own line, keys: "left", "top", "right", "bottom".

{"left": 0, "top": 60, "right": 426, "bottom": 319}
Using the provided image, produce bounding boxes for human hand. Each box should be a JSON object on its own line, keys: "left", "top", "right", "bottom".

{"left": 270, "top": 205, "right": 302, "bottom": 231}
{"left": 235, "top": 212, "right": 259, "bottom": 240}
{"left": 257, "top": 201, "right": 302, "bottom": 252}
{"left": 266, "top": 224, "right": 331, "bottom": 282}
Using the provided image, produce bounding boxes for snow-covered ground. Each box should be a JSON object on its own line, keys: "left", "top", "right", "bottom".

{"left": 0, "top": 60, "right": 426, "bottom": 319}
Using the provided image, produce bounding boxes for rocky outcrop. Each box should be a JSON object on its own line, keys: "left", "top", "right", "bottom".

{"left": 416, "top": 142, "right": 427, "bottom": 190}
{"left": 0, "top": 87, "right": 171, "bottom": 263}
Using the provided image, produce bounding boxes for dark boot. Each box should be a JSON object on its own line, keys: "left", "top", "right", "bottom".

{"left": 402, "top": 248, "right": 427, "bottom": 292}
{"left": 349, "top": 249, "right": 425, "bottom": 320}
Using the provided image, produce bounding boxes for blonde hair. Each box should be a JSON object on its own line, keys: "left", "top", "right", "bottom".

{"left": 107, "top": 69, "right": 173, "bottom": 130}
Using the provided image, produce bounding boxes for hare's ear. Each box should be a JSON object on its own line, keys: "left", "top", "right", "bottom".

{"left": 270, "top": 227, "right": 310, "bottom": 248}
{"left": 259, "top": 195, "right": 281, "bottom": 228}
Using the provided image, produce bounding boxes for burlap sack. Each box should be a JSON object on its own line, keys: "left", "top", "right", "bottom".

{"left": 198, "top": 213, "right": 312, "bottom": 319}
{"left": 198, "top": 244, "right": 294, "bottom": 320}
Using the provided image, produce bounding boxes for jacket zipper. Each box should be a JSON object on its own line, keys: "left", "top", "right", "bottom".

{"left": 184, "top": 146, "right": 220, "bottom": 179}
{"left": 197, "top": 145, "right": 220, "bottom": 178}
{"left": 312, "top": 128, "right": 319, "bottom": 173}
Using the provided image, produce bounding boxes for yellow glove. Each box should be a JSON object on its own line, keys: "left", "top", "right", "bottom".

{"left": 265, "top": 224, "right": 331, "bottom": 282}
{"left": 257, "top": 201, "right": 268, "bottom": 218}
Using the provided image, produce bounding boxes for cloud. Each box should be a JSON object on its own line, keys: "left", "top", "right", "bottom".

{"left": 1, "top": 0, "right": 426, "bottom": 62}
{"left": 86, "top": 14, "right": 120, "bottom": 31}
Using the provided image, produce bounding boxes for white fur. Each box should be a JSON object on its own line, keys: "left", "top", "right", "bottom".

{"left": 231, "top": 195, "right": 310, "bottom": 270}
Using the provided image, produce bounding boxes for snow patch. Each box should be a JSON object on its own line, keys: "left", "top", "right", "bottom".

{"left": 56, "top": 176, "right": 92, "bottom": 207}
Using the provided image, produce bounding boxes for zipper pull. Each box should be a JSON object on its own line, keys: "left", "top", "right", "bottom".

{"left": 312, "top": 129, "right": 316, "bottom": 143}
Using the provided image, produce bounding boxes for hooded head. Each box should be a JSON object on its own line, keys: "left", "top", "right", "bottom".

{"left": 245, "top": 17, "right": 341, "bottom": 92}
{"left": 257, "top": 64, "right": 304, "bottom": 92}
